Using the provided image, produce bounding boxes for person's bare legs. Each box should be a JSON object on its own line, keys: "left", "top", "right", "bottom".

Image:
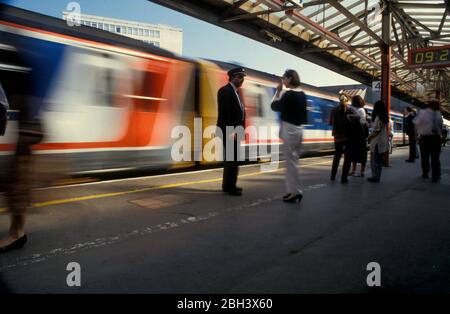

{"left": 360, "top": 162, "right": 366, "bottom": 176}
{"left": 0, "top": 214, "right": 26, "bottom": 247}
{"left": 350, "top": 162, "right": 356, "bottom": 176}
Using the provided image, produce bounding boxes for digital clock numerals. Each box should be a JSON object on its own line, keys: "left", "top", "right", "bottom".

{"left": 414, "top": 49, "right": 449, "bottom": 64}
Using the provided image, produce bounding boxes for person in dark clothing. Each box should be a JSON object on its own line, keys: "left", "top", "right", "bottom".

{"left": 0, "top": 5, "right": 42, "bottom": 253}
{"left": 349, "top": 95, "right": 369, "bottom": 177}
{"left": 404, "top": 106, "right": 417, "bottom": 162}
{"left": 329, "top": 93, "right": 359, "bottom": 183}
{"left": 271, "top": 69, "right": 307, "bottom": 203}
{"left": 217, "top": 67, "right": 246, "bottom": 196}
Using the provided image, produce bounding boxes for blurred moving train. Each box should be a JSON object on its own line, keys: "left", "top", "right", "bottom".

{"left": 0, "top": 5, "right": 449, "bottom": 174}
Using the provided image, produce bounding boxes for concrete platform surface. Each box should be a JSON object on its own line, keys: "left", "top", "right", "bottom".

{"left": 0, "top": 147, "right": 449, "bottom": 293}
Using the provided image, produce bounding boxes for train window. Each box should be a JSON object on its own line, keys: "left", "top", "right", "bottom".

{"left": 95, "top": 68, "right": 114, "bottom": 106}
{"left": 394, "top": 121, "right": 403, "bottom": 131}
{"left": 129, "top": 65, "right": 168, "bottom": 113}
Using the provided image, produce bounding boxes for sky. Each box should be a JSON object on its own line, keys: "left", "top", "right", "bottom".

{"left": 8, "top": 0, "right": 359, "bottom": 86}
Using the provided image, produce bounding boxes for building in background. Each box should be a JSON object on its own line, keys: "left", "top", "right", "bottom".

{"left": 62, "top": 12, "right": 183, "bottom": 55}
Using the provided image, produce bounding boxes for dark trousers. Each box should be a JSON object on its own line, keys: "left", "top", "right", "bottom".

{"left": 222, "top": 139, "right": 240, "bottom": 190}
{"left": 419, "top": 135, "right": 441, "bottom": 179}
{"left": 331, "top": 140, "right": 351, "bottom": 181}
{"left": 407, "top": 135, "right": 416, "bottom": 161}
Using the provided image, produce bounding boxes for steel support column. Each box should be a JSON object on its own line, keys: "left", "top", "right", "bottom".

{"left": 381, "top": 1, "right": 392, "bottom": 114}
{"left": 381, "top": 1, "right": 392, "bottom": 166}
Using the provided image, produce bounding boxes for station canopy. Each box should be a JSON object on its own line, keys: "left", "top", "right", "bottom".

{"left": 150, "top": 0, "right": 450, "bottom": 115}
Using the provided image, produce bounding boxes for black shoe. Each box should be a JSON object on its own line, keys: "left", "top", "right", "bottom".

{"left": 367, "top": 177, "right": 380, "bottom": 183}
{"left": 0, "top": 234, "right": 27, "bottom": 254}
{"left": 283, "top": 193, "right": 293, "bottom": 200}
{"left": 341, "top": 178, "right": 349, "bottom": 184}
{"left": 223, "top": 186, "right": 243, "bottom": 193}
{"left": 283, "top": 193, "right": 303, "bottom": 203}
{"left": 330, "top": 176, "right": 336, "bottom": 181}
{"left": 227, "top": 189, "right": 242, "bottom": 196}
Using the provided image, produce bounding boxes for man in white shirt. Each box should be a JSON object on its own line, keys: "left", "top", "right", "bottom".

{"left": 413, "top": 100, "right": 443, "bottom": 182}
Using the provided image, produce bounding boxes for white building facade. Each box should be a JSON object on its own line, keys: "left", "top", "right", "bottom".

{"left": 62, "top": 12, "right": 183, "bottom": 55}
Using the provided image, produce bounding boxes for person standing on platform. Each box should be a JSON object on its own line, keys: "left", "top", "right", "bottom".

{"left": 217, "top": 67, "right": 246, "bottom": 196}
{"left": 413, "top": 100, "right": 443, "bottom": 182}
{"left": 329, "top": 93, "right": 359, "bottom": 184}
{"left": 349, "top": 95, "right": 369, "bottom": 177}
{"left": 367, "top": 100, "right": 389, "bottom": 183}
{"left": 271, "top": 69, "right": 307, "bottom": 203}
{"left": 0, "top": 4, "right": 43, "bottom": 253}
{"left": 404, "top": 106, "right": 417, "bottom": 162}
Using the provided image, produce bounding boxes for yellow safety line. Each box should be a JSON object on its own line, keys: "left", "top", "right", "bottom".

{"left": 0, "top": 160, "right": 331, "bottom": 212}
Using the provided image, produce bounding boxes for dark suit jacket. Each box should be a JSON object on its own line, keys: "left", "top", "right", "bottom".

{"left": 405, "top": 113, "right": 416, "bottom": 136}
{"left": 217, "top": 83, "right": 245, "bottom": 136}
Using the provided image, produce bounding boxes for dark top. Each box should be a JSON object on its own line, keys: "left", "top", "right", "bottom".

{"left": 217, "top": 83, "right": 245, "bottom": 135}
{"left": 271, "top": 90, "right": 308, "bottom": 126}
{"left": 329, "top": 104, "right": 359, "bottom": 142}
{"left": 405, "top": 112, "right": 416, "bottom": 136}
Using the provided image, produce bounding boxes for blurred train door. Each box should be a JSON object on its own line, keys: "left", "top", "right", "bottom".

{"left": 42, "top": 47, "right": 133, "bottom": 172}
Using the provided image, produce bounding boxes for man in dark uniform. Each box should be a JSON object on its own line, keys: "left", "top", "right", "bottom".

{"left": 217, "top": 67, "right": 246, "bottom": 196}
{"left": 404, "top": 106, "right": 417, "bottom": 162}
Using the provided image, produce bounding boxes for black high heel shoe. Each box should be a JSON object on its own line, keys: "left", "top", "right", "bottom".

{"left": 283, "top": 194, "right": 303, "bottom": 203}
{"left": 0, "top": 234, "right": 27, "bottom": 254}
{"left": 282, "top": 193, "right": 293, "bottom": 200}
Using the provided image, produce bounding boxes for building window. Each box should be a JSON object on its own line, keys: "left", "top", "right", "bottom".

{"left": 154, "top": 42, "right": 160, "bottom": 47}
{"left": 133, "top": 28, "right": 138, "bottom": 35}
{"left": 144, "top": 29, "right": 149, "bottom": 37}
{"left": 154, "top": 31, "right": 160, "bottom": 38}
{"left": 116, "top": 26, "right": 121, "bottom": 33}
{"left": 138, "top": 28, "right": 143, "bottom": 36}
{"left": 104, "top": 24, "right": 109, "bottom": 31}
{"left": 128, "top": 27, "right": 132, "bottom": 35}
{"left": 149, "top": 30, "right": 154, "bottom": 37}
{"left": 109, "top": 24, "right": 115, "bottom": 32}
{"left": 92, "top": 22, "right": 97, "bottom": 28}
{"left": 98, "top": 23, "right": 103, "bottom": 29}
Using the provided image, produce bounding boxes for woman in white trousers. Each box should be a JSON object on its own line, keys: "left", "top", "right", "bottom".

{"left": 271, "top": 69, "right": 308, "bottom": 203}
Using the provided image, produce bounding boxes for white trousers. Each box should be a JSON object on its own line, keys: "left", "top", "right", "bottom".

{"left": 280, "top": 121, "right": 303, "bottom": 194}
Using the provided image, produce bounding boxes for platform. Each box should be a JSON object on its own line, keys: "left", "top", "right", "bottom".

{"left": 0, "top": 146, "right": 449, "bottom": 293}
